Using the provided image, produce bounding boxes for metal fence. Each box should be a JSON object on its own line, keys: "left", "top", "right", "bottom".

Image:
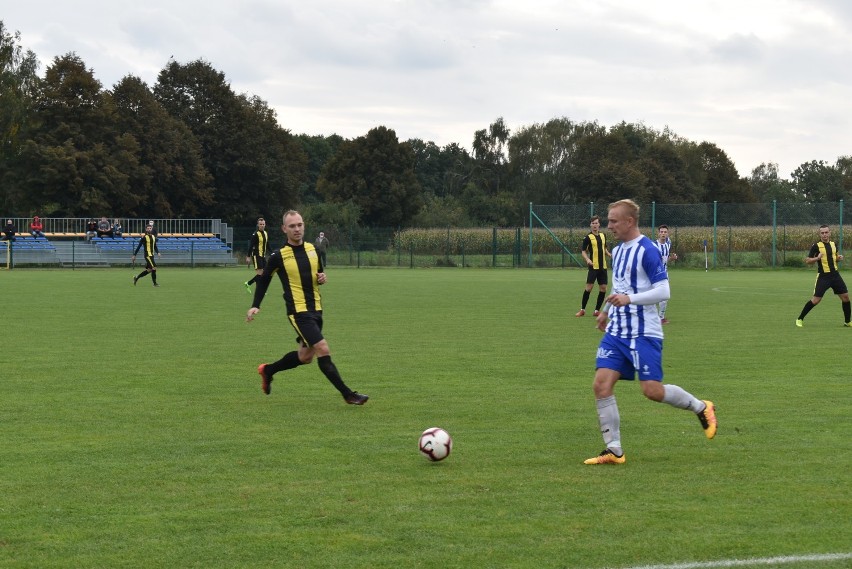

{"left": 4, "top": 203, "right": 848, "bottom": 270}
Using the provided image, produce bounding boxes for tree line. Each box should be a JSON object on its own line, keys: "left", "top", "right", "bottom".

{"left": 2, "top": 21, "right": 850, "bottom": 230}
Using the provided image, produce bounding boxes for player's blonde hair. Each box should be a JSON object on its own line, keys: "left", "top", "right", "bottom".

{"left": 609, "top": 199, "right": 640, "bottom": 220}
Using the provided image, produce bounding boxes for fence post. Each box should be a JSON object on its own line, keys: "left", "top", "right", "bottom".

{"left": 712, "top": 201, "right": 718, "bottom": 269}
{"left": 651, "top": 201, "right": 656, "bottom": 231}
{"left": 772, "top": 200, "right": 777, "bottom": 268}
{"left": 492, "top": 227, "right": 497, "bottom": 268}
{"left": 528, "top": 202, "right": 533, "bottom": 268}
{"left": 515, "top": 227, "right": 521, "bottom": 267}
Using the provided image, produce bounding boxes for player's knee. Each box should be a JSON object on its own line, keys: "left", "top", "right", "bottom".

{"left": 641, "top": 381, "right": 665, "bottom": 402}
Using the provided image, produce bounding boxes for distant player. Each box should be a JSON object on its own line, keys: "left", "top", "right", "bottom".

{"left": 244, "top": 217, "right": 269, "bottom": 293}
{"left": 653, "top": 224, "right": 678, "bottom": 324}
{"left": 132, "top": 224, "right": 161, "bottom": 287}
{"left": 795, "top": 224, "right": 850, "bottom": 327}
{"left": 576, "top": 215, "right": 611, "bottom": 317}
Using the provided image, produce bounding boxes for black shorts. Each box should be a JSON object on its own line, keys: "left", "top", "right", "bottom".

{"left": 289, "top": 311, "right": 324, "bottom": 347}
{"left": 251, "top": 255, "right": 267, "bottom": 271}
{"left": 586, "top": 267, "right": 608, "bottom": 286}
{"left": 814, "top": 272, "right": 848, "bottom": 297}
{"left": 144, "top": 255, "right": 157, "bottom": 270}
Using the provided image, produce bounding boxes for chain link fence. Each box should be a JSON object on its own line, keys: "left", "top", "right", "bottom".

{"left": 220, "top": 200, "right": 852, "bottom": 270}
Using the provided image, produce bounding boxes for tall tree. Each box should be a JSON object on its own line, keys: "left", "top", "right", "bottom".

{"left": 154, "top": 59, "right": 306, "bottom": 223}
{"left": 13, "top": 53, "right": 134, "bottom": 216}
{"left": 111, "top": 75, "right": 213, "bottom": 217}
{"left": 791, "top": 159, "right": 843, "bottom": 202}
{"left": 317, "top": 126, "right": 422, "bottom": 227}
{"left": 695, "top": 142, "right": 755, "bottom": 203}
{"left": 0, "top": 21, "right": 40, "bottom": 212}
{"left": 748, "top": 162, "right": 798, "bottom": 202}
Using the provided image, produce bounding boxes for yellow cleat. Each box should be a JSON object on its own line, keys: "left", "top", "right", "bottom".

{"left": 795, "top": 319, "right": 803, "bottom": 327}
{"left": 583, "top": 448, "right": 626, "bottom": 465}
{"left": 698, "top": 400, "right": 717, "bottom": 439}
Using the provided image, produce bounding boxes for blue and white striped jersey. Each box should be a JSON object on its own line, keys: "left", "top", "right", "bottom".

{"left": 653, "top": 237, "right": 672, "bottom": 267}
{"left": 605, "top": 235, "right": 668, "bottom": 339}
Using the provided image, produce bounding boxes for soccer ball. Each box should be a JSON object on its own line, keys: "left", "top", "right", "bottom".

{"left": 418, "top": 427, "right": 452, "bottom": 461}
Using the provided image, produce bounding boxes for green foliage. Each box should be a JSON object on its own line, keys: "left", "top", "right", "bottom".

{"left": 317, "top": 126, "right": 422, "bottom": 226}
{"left": 153, "top": 60, "right": 307, "bottom": 223}
{"left": 3, "top": 21, "right": 852, "bottom": 228}
{"left": 1, "top": 268, "right": 850, "bottom": 568}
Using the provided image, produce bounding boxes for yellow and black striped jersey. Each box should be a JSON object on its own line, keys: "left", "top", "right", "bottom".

{"left": 809, "top": 241, "right": 841, "bottom": 274}
{"left": 582, "top": 232, "right": 608, "bottom": 270}
{"left": 133, "top": 234, "right": 158, "bottom": 257}
{"left": 248, "top": 229, "right": 269, "bottom": 258}
{"left": 252, "top": 242, "right": 322, "bottom": 315}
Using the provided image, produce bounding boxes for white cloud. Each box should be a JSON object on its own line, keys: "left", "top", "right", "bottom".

{"left": 4, "top": 0, "right": 851, "bottom": 178}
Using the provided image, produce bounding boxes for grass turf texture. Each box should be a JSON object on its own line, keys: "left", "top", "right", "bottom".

{"left": 1, "top": 267, "right": 849, "bottom": 569}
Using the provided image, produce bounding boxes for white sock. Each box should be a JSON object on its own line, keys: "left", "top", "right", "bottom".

{"left": 596, "top": 396, "right": 622, "bottom": 454}
{"left": 662, "top": 384, "right": 704, "bottom": 413}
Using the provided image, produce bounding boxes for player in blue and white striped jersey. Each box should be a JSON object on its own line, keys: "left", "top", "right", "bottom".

{"left": 652, "top": 224, "right": 677, "bottom": 324}
{"left": 583, "top": 200, "right": 715, "bottom": 465}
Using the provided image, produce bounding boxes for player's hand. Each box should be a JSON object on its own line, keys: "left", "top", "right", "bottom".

{"left": 317, "top": 272, "right": 326, "bottom": 285}
{"left": 595, "top": 311, "right": 608, "bottom": 332}
{"left": 606, "top": 293, "right": 630, "bottom": 307}
{"left": 246, "top": 307, "right": 260, "bottom": 322}
{"left": 670, "top": 252, "right": 678, "bottom": 261}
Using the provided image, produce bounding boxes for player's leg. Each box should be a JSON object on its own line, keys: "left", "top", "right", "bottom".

{"left": 636, "top": 337, "right": 716, "bottom": 439}
{"left": 584, "top": 336, "right": 630, "bottom": 464}
{"left": 594, "top": 275, "right": 607, "bottom": 314}
{"left": 577, "top": 270, "right": 595, "bottom": 316}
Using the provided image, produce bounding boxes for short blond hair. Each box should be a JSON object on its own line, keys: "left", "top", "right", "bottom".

{"left": 609, "top": 199, "right": 640, "bottom": 220}
{"left": 282, "top": 210, "right": 300, "bottom": 222}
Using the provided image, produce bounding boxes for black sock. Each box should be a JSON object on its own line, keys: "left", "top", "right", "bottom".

{"left": 136, "top": 270, "right": 149, "bottom": 280}
{"left": 151, "top": 271, "right": 157, "bottom": 284}
{"left": 317, "top": 355, "right": 352, "bottom": 397}
{"left": 843, "top": 300, "right": 851, "bottom": 323}
{"left": 266, "top": 351, "right": 303, "bottom": 376}
{"left": 595, "top": 291, "right": 606, "bottom": 311}
{"left": 581, "top": 290, "right": 590, "bottom": 310}
{"left": 798, "top": 300, "right": 816, "bottom": 320}
{"left": 247, "top": 276, "right": 257, "bottom": 285}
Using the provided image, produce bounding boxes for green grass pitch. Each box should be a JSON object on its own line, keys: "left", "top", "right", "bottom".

{"left": 1, "top": 267, "right": 850, "bottom": 568}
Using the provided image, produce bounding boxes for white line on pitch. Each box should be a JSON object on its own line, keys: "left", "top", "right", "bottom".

{"left": 614, "top": 552, "right": 852, "bottom": 569}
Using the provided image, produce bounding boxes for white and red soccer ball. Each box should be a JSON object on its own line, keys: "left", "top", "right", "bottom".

{"left": 418, "top": 427, "right": 452, "bottom": 461}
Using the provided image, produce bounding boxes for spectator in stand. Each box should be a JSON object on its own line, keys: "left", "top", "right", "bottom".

{"left": 2, "top": 219, "right": 17, "bottom": 242}
{"left": 85, "top": 219, "right": 98, "bottom": 241}
{"left": 112, "top": 219, "right": 123, "bottom": 237}
{"left": 30, "top": 216, "right": 45, "bottom": 238}
{"left": 147, "top": 220, "right": 159, "bottom": 236}
{"left": 96, "top": 216, "right": 113, "bottom": 238}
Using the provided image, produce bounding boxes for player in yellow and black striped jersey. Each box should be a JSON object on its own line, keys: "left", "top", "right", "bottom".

{"left": 131, "top": 224, "right": 161, "bottom": 287}
{"left": 576, "top": 215, "right": 612, "bottom": 317}
{"left": 796, "top": 224, "right": 850, "bottom": 327}
{"left": 244, "top": 217, "right": 269, "bottom": 293}
{"left": 245, "top": 210, "right": 369, "bottom": 405}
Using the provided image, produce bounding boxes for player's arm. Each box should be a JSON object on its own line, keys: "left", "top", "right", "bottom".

{"left": 580, "top": 237, "right": 592, "bottom": 266}
{"left": 132, "top": 237, "right": 143, "bottom": 257}
{"left": 805, "top": 245, "right": 820, "bottom": 264}
{"left": 247, "top": 251, "right": 281, "bottom": 321}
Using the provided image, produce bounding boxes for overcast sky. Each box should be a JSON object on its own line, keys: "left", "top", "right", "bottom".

{"left": 5, "top": 0, "right": 851, "bottom": 177}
